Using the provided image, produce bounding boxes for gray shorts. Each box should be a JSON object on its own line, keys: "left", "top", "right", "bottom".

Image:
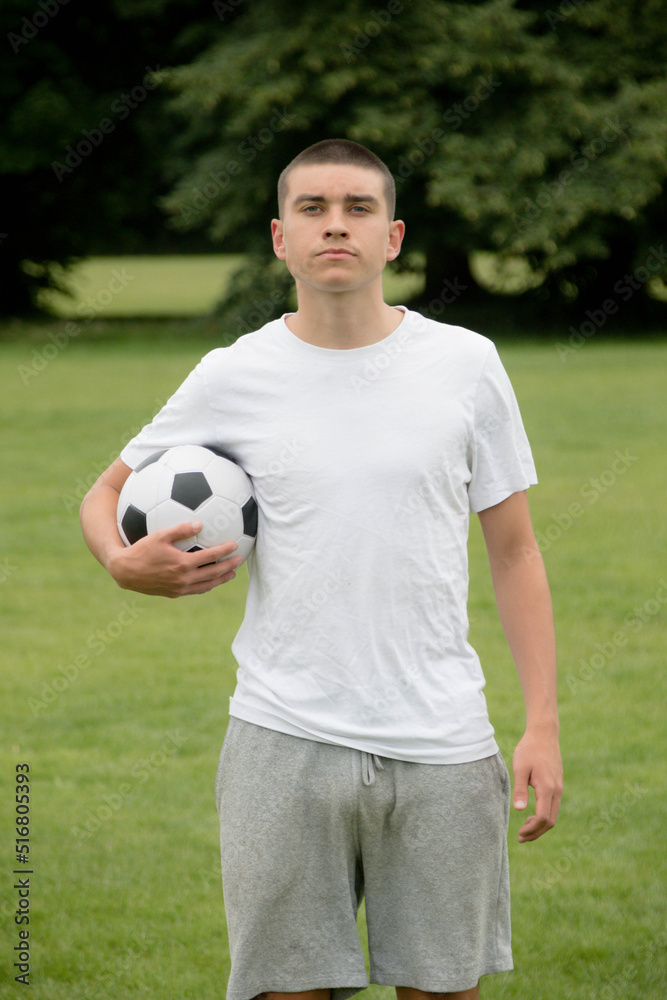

{"left": 215, "top": 718, "right": 512, "bottom": 1000}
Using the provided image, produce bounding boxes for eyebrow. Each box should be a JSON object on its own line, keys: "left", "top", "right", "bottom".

{"left": 292, "top": 193, "right": 381, "bottom": 206}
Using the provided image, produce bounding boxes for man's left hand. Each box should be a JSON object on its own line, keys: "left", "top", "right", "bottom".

{"left": 512, "top": 729, "right": 563, "bottom": 842}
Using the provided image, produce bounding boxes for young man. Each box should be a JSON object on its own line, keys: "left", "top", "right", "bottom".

{"left": 81, "top": 139, "right": 562, "bottom": 1000}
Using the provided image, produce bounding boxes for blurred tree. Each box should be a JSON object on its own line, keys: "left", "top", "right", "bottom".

{"left": 0, "top": 0, "right": 211, "bottom": 315}
{"left": 161, "top": 0, "right": 667, "bottom": 329}
{"left": 511, "top": 0, "right": 667, "bottom": 314}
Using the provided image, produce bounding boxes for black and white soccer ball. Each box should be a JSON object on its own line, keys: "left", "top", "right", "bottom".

{"left": 117, "top": 445, "right": 257, "bottom": 562}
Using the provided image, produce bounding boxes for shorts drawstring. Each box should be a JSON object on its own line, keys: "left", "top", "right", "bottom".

{"left": 361, "top": 752, "right": 385, "bottom": 787}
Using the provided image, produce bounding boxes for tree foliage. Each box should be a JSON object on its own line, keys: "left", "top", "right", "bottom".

{"left": 162, "top": 0, "right": 667, "bottom": 326}
{"left": 0, "top": 0, "right": 207, "bottom": 314}
{"left": 2, "top": 0, "right": 665, "bottom": 325}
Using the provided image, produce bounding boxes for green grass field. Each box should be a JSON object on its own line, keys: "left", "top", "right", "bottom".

{"left": 1, "top": 324, "right": 666, "bottom": 999}
{"left": 36, "top": 255, "right": 425, "bottom": 318}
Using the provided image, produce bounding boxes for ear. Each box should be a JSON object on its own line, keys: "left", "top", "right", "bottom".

{"left": 387, "top": 219, "right": 406, "bottom": 261}
{"left": 271, "top": 219, "right": 286, "bottom": 259}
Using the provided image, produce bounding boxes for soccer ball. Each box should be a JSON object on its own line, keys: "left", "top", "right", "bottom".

{"left": 117, "top": 445, "right": 257, "bottom": 562}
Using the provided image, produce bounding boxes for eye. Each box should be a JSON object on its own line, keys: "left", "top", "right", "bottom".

{"left": 302, "top": 204, "right": 323, "bottom": 213}
{"left": 350, "top": 205, "right": 369, "bottom": 213}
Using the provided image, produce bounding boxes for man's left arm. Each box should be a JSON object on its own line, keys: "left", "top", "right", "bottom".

{"left": 478, "top": 490, "right": 563, "bottom": 843}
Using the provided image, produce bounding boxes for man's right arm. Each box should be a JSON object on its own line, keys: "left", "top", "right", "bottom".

{"left": 80, "top": 457, "right": 244, "bottom": 598}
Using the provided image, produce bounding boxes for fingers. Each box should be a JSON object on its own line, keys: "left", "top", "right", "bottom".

{"left": 190, "top": 551, "right": 244, "bottom": 584}
{"left": 517, "top": 799, "right": 557, "bottom": 842}
{"left": 161, "top": 519, "right": 205, "bottom": 543}
{"left": 512, "top": 737, "right": 563, "bottom": 843}
{"left": 515, "top": 775, "right": 563, "bottom": 843}
{"left": 114, "top": 521, "right": 245, "bottom": 598}
{"left": 162, "top": 524, "right": 244, "bottom": 564}
{"left": 187, "top": 538, "right": 241, "bottom": 567}
{"left": 161, "top": 557, "right": 243, "bottom": 598}
{"left": 176, "top": 544, "right": 244, "bottom": 595}
{"left": 182, "top": 561, "right": 242, "bottom": 596}
{"left": 162, "top": 523, "right": 246, "bottom": 593}
{"left": 513, "top": 772, "right": 529, "bottom": 814}
{"left": 513, "top": 772, "right": 543, "bottom": 843}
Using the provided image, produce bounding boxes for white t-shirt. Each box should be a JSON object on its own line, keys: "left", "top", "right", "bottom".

{"left": 121, "top": 309, "right": 537, "bottom": 764}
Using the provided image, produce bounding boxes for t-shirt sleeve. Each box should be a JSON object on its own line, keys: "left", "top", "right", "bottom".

{"left": 467, "top": 344, "right": 537, "bottom": 513}
{"left": 120, "top": 357, "right": 219, "bottom": 470}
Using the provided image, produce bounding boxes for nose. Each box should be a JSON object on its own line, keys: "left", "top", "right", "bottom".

{"left": 324, "top": 208, "right": 349, "bottom": 239}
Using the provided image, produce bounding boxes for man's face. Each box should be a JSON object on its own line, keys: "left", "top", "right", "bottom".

{"left": 271, "top": 163, "right": 404, "bottom": 295}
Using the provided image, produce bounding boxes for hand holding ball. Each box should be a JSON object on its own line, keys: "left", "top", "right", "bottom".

{"left": 117, "top": 446, "right": 257, "bottom": 562}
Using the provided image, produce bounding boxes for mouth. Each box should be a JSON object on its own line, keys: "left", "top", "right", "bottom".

{"left": 317, "top": 248, "right": 356, "bottom": 258}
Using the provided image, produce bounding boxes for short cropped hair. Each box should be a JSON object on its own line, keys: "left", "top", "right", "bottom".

{"left": 277, "top": 139, "right": 396, "bottom": 220}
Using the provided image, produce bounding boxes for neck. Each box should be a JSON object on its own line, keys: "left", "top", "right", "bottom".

{"left": 286, "top": 282, "right": 404, "bottom": 349}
